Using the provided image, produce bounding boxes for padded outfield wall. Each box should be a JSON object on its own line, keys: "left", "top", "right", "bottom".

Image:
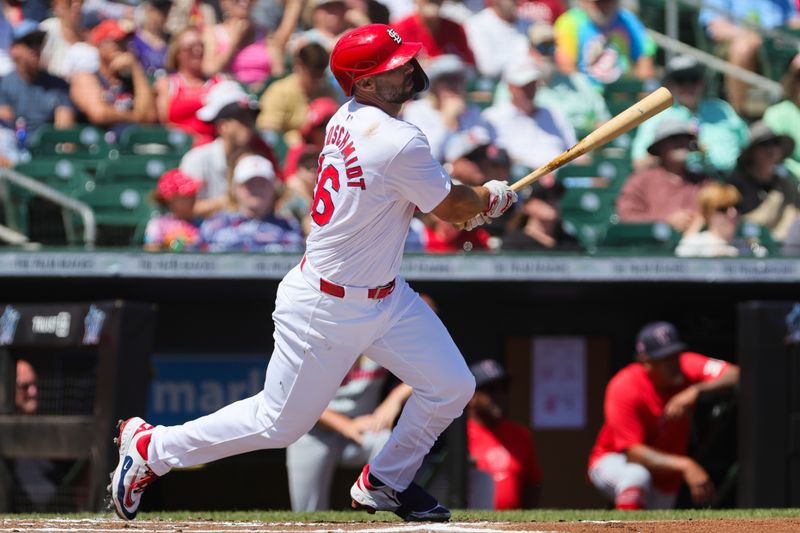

{"left": 0, "top": 251, "right": 798, "bottom": 510}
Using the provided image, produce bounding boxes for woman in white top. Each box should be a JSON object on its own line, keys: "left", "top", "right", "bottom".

{"left": 675, "top": 182, "right": 741, "bottom": 258}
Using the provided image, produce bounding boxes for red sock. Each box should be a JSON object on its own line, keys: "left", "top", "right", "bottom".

{"left": 615, "top": 487, "right": 646, "bottom": 510}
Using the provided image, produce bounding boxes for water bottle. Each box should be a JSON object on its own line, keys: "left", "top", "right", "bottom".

{"left": 14, "top": 117, "right": 26, "bottom": 151}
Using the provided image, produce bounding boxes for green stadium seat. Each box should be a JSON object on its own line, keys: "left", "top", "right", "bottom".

{"left": 601, "top": 222, "right": 681, "bottom": 253}
{"left": 74, "top": 182, "right": 159, "bottom": 246}
{"left": 738, "top": 221, "right": 779, "bottom": 256}
{"left": 560, "top": 188, "right": 619, "bottom": 250}
{"left": 557, "top": 156, "right": 632, "bottom": 191}
{"left": 9, "top": 159, "right": 97, "bottom": 242}
{"left": 603, "top": 78, "right": 644, "bottom": 116}
{"left": 96, "top": 156, "right": 180, "bottom": 184}
{"left": 27, "top": 125, "right": 111, "bottom": 159}
{"left": 117, "top": 126, "right": 193, "bottom": 156}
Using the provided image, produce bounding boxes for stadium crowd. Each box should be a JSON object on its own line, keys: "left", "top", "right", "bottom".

{"left": 2, "top": 0, "right": 800, "bottom": 256}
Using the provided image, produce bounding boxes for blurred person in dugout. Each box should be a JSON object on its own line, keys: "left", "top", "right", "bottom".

{"left": 11, "top": 360, "right": 74, "bottom": 511}
{"left": 675, "top": 183, "right": 742, "bottom": 258}
{"left": 616, "top": 119, "right": 712, "bottom": 234}
{"left": 699, "top": 0, "right": 800, "bottom": 116}
{"left": 466, "top": 359, "right": 542, "bottom": 510}
{"left": 588, "top": 322, "right": 740, "bottom": 510}
{"left": 286, "top": 358, "right": 412, "bottom": 511}
{"left": 630, "top": 55, "right": 748, "bottom": 175}
{"left": 729, "top": 122, "right": 800, "bottom": 242}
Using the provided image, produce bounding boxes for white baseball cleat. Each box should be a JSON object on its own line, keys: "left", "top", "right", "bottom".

{"left": 350, "top": 465, "right": 451, "bottom": 522}
{"left": 109, "top": 417, "right": 158, "bottom": 520}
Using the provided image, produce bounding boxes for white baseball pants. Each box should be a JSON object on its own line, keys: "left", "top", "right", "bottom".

{"left": 147, "top": 265, "right": 475, "bottom": 491}
{"left": 589, "top": 452, "right": 678, "bottom": 510}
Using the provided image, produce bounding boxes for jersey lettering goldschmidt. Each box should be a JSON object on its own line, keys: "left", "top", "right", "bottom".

{"left": 305, "top": 100, "right": 451, "bottom": 287}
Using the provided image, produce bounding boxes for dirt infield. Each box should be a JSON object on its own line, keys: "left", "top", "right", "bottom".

{"left": 2, "top": 518, "right": 800, "bottom": 533}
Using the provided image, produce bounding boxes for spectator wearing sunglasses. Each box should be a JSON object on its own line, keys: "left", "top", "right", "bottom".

{"left": 630, "top": 55, "right": 748, "bottom": 175}
{"left": 730, "top": 122, "right": 800, "bottom": 241}
{"left": 763, "top": 54, "right": 800, "bottom": 179}
{"left": 675, "top": 183, "right": 741, "bottom": 258}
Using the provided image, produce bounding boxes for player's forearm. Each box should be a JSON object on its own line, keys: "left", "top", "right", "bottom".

{"left": 317, "top": 408, "right": 351, "bottom": 433}
{"left": 626, "top": 443, "right": 691, "bottom": 475}
{"left": 695, "top": 365, "right": 740, "bottom": 395}
{"left": 431, "top": 183, "right": 489, "bottom": 222}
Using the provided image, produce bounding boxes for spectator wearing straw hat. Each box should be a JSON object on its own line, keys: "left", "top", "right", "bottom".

{"left": 730, "top": 122, "right": 800, "bottom": 241}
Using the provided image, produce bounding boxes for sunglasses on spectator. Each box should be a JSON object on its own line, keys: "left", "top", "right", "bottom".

{"left": 757, "top": 138, "right": 784, "bottom": 148}
{"left": 671, "top": 73, "right": 703, "bottom": 85}
{"left": 716, "top": 206, "right": 738, "bottom": 217}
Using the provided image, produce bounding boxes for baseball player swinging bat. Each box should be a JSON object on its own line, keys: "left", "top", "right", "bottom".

{"left": 458, "top": 87, "right": 674, "bottom": 228}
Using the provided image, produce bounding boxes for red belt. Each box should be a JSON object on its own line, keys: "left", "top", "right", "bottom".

{"left": 300, "top": 256, "right": 396, "bottom": 300}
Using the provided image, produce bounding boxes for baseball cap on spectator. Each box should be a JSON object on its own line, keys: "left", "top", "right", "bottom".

{"left": 425, "top": 54, "right": 469, "bottom": 84}
{"left": 233, "top": 155, "right": 276, "bottom": 184}
{"left": 300, "top": 97, "right": 339, "bottom": 139}
{"left": 646, "top": 118, "right": 698, "bottom": 155}
{"left": 635, "top": 321, "right": 687, "bottom": 360}
{"left": 89, "top": 19, "right": 134, "bottom": 47}
{"left": 12, "top": 20, "right": 47, "bottom": 47}
{"left": 664, "top": 55, "right": 705, "bottom": 84}
{"left": 503, "top": 56, "right": 542, "bottom": 87}
{"left": 469, "top": 359, "right": 510, "bottom": 388}
{"left": 445, "top": 125, "right": 493, "bottom": 163}
{"left": 197, "top": 80, "right": 259, "bottom": 122}
{"left": 739, "top": 121, "right": 795, "bottom": 163}
{"left": 156, "top": 168, "right": 203, "bottom": 202}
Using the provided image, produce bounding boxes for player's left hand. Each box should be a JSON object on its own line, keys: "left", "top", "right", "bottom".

{"left": 663, "top": 385, "right": 699, "bottom": 420}
{"left": 464, "top": 213, "right": 490, "bottom": 231}
{"left": 483, "top": 180, "right": 518, "bottom": 218}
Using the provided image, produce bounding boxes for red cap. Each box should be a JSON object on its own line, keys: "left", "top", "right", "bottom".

{"left": 300, "top": 97, "right": 339, "bottom": 139}
{"left": 156, "top": 168, "right": 202, "bottom": 201}
{"left": 90, "top": 20, "right": 134, "bottom": 47}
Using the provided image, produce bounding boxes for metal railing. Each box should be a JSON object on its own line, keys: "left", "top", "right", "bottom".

{"left": 647, "top": 29, "right": 785, "bottom": 99}
{"left": 0, "top": 168, "right": 96, "bottom": 247}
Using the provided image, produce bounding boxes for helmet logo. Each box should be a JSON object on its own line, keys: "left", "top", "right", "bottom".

{"left": 387, "top": 28, "right": 402, "bottom": 45}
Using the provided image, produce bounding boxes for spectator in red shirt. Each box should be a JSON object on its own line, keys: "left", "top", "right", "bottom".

{"left": 467, "top": 359, "right": 542, "bottom": 510}
{"left": 392, "top": 0, "right": 475, "bottom": 66}
{"left": 616, "top": 119, "right": 711, "bottom": 234}
{"left": 588, "top": 321, "right": 740, "bottom": 510}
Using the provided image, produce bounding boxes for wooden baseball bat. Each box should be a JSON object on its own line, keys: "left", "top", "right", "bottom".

{"left": 509, "top": 86, "right": 673, "bottom": 193}
{"left": 456, "top": 87, "right": 673, "bottom": 228}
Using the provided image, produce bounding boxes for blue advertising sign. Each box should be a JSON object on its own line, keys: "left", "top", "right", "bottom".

{"left": 147, "top": 355, "right": 268, "bottom": 426}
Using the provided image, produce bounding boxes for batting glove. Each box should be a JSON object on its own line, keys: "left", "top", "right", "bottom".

{"left": 464, "top": 213, "right": 491, "bottom": 231}
{"left": 483, "top": 180, "right": 518, "bottom": 218}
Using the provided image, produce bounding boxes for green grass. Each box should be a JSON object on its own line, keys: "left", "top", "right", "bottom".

{"left": 8, "top": 509, "right": 800, "bottom": 522}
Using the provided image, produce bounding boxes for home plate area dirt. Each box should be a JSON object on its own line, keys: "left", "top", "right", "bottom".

{"left": 1, "top": 518, "right": 800, "bottom": 533}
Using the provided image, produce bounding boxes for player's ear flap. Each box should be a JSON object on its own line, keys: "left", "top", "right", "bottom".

{"left": 410, "top": 58, "right": 429, "bottom": 93}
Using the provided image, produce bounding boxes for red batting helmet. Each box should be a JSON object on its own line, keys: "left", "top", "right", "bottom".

{"left": 330, "top": 24, "right": 429, "bottom": 96}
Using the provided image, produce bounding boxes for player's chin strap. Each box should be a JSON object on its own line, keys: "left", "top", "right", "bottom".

{"left": 410, "top": 58, "right": 429, "bottom": 94}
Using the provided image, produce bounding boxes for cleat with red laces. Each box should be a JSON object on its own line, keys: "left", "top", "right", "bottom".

{"left": 109, "top": 417, "right": 158, "bottom": 520}
{"left": 350, "top": 465, "right": 450, "bottom": 522}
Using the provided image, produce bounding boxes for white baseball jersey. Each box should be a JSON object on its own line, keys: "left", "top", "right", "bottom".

{"left": 305, "top": 99, "right": 451, "bottom": 287}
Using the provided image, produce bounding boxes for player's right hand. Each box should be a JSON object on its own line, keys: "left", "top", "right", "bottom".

{"left": 483, "top": 180, "right": 518, "bottom": 218}
{"left": 682, "top": 459, "right": 715, "bottom": 506}
{"left": 464, "top": 213, "right": 490, "bottom": 231}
